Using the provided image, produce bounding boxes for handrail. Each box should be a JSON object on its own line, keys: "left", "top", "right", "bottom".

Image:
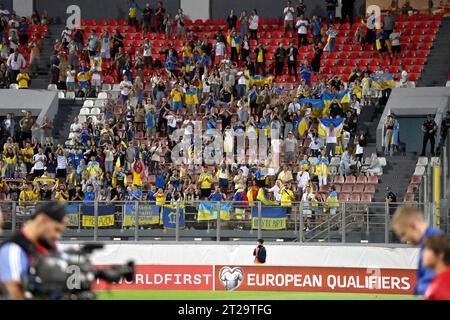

{"left": 0, "top": 200, "right": 441, "bottom": 243}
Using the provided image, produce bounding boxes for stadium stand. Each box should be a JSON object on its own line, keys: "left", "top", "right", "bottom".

{"left": 1, "top": 2, "right": 449, "bottom": 243}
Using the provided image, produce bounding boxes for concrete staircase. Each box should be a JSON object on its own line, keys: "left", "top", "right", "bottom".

{"left": 52, "top": 99, "right": 83, "bottom": 145}
{"left": 417, "top": 18, "right": 450, "bottom": 87}
{"left": 30, "top": 24, "right": 66, "bottom": 90}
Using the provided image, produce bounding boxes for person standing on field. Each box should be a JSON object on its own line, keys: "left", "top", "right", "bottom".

{"left": 253, "top": 239, "right": 266, "bottom": 264}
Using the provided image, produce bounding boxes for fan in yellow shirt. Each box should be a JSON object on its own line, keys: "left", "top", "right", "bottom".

{"left": 18, "top": 183, "right": 39, "bottom": 206}
{"left": 198, "top": 169, "right": 213, "bottom": 198}
{"left": 280, "top": 185, "right": 295, "bottom": 207}
{"left": 17, "top": 69, "right": 31, "bottom": 89}
{"left": 155, "top": 188, "right": 167, "bottom": 206}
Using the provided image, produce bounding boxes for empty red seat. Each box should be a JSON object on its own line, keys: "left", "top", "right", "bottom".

{"left": 345, "top": 176, "right": 356, "bottom": 184}
{"left": 341, "top": 184, "right": 353, "bottom": 193}
{"left": 349, "top": 52, "right": 360, "bottom": 60}
{"left": 117, "top": 25, "right": 127, "bottom": 33}
{"left": 411, "top": 175, "right": 422, "bottom": 185}
{"left": 408, "top": 74, "right": 419, "bottom": 81}
{"left": 424, "top": 35, "right": 434, "bottom": 43}
{"left": 356, "top": 176, "right": 367, "bottom": 185}
{"left": 343, "top": 45, "right": 353, "bottom": 52}
{"left": 415, "top": 58, "right": 426, "bottom": 65}
{"left": 333, "top": 176, "right": 345, "bottom": 185}
{"left": 392, "top": 59, "right": 403, "bottom": 66}
{"left": 339, "top": 193, "right": 350, "bottom": 202}
{"left": 349, "top": 194, "right": 361, "bottom": 202}
{"left": 364, "top": 185, "right": 376, "bottom": 194}
{"left": 357, "top": 59, "right": 369, "bottom": 67}
{"left": 353, "top": 185, "right": 364, "bottom": 194}
{"left": 367, "top": 176, "right": 379, "bottom": 185}
{"left": 361, "top": 194, "right": 372, "bottom": 202}
{"left": 361, "top": 51, "right": 371, "bottom": 59}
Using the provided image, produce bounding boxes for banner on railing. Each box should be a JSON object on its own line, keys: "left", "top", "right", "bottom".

{"left": 15, "top": 206, "right": 36, "bottom": 217}
{"left": 198, "top": 202, "right": 232, "bottom": 221}
{"left": 65, "top": 204, "right": 80, "bottom": 227}
{"left": 123, "top": 203, "right": 160, "bottom": 226}
{"left": 81, "top": 204, "right": 115, "bottom": 227}
{"left": 161, "top": 205, "right": 185, "bottom": 229}
{"left": 251, "top": 207, "right": 287, "bottom": 230}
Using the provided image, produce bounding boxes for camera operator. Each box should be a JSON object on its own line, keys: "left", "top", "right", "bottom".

{"left": 0, "top": 202, "right": 68, "bottom": 300}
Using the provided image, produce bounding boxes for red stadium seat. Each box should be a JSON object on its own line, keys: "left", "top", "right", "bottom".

{"left": 353, "top": 185, "right": 364, "bottom": 194}
{"left": 367, "top": 176, "right": 379, "bottom": 185}
{"left": 411, "top": 175, "right": 422, "bottom": 185}
{"left": 364, "top": 185, "right": 376, "bottom": 194}
{"left": 333, "top": 176, "right": 345, "bottom": 185}
{"left": 356, "top": 176, "right": 367, "bottom": 185}
{"left": 339, "top": 193, "right": 350, "bottom": 202}
{"left": 341, "top": 184, "right": 353, "bottom": 193}
{"left": 345, "top": 176, "right": 356, "bottom": 185}
{"left": 349, "top": 194, "right": 361, "bottom": 202}
{"left": 361, "top": 194, "right": 372, "bottom": 202}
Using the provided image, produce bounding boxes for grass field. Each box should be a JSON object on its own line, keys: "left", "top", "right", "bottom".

{"left": 97, "top": 290, "right": 421, "bottom": 300}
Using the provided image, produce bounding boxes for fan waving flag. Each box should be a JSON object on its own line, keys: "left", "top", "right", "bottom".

{"left": 392, "top": 119, "right": 400, "bottom": 146}
{"left": 336, "top": 89, "right": 351, "bottom": 105}
{"left": 318, "top": 118, "right": 346, "bottom": 138}
{"left": 248, "top": 75, "right": 273, "bottom": 87}
{"left": 300, "top": 98, "right": 325, "bottom": 118}
{"left": 371, "top": 73, "right": 396, "bottom": 90}
{"left": 295, "top": 117, "right": 308, "bottom": 136}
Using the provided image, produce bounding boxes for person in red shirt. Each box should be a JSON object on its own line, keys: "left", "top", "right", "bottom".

{"left": 423, "top": 235, "right": 450, "bottom": 300}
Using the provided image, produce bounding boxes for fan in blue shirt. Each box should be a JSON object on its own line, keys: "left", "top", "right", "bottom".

{"left": 392, "top": 206, "right": 443, "bottom": 296}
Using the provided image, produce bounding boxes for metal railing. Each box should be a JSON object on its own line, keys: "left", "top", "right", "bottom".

{"left": 0, "top": 200, "right": 438, "bottom": 244}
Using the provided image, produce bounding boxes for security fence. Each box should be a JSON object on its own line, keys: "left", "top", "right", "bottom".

{"left": 0, "top": 200, "right": 438, "bottom": 243}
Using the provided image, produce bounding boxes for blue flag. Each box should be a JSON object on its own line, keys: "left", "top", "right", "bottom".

{"left": 251, "top": 206, "right": 287, "bottom": 230}
{"left": 162, "top": 206, "right": 185, "bottom": 229}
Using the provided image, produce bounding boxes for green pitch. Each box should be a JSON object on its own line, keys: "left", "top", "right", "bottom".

{"left": 97, "top": 290, "right": 421, "bottom": 300}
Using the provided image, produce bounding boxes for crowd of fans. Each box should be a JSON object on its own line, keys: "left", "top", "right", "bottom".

{"left": 1, "top": 1, "right": 447, "bottom": 229}
{"left": 0, "top": 5, "right": 51, "bottom": 89}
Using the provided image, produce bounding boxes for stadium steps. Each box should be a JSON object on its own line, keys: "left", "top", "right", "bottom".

{"left": 52, "top": 99, "right": 84, "bottom": 145}
{"left": 417, "top": 18, "right": 450, "bottom": 87}
{"left": 372, "top": 154, "right": 418, "bottom": 203}
{"left": 30, "top": 24, "right": 66, "bottom": 89}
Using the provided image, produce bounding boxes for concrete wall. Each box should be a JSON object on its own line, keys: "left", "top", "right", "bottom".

{"left": 0, "top": 89, "right": 58, "bottom": 123}
{"left": 61, "top": 242, "right": 419, "bottom": 269}
{"left": 376, "top": 87, "right": 450, "bottom": 152}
